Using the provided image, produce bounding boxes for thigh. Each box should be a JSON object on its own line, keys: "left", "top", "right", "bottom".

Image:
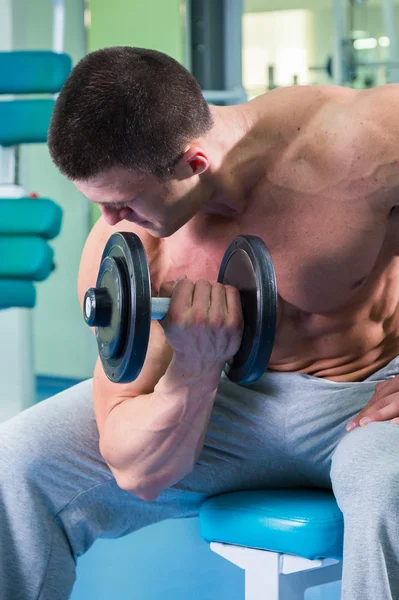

{"left": 178, "top": 374, "right": 312, "bottom": 497}
{"left": 0, "top": 379, "right": 114, "bottom": 514}
{"left": 283, "top": 375, "right": 384, "bottom": 488}
{"left": 331, "top": 421, "right": 399, "bottom": 508}
{"left": 0, "top": 381, "right": 191, "bottom": 557}
{"left": 191, "top": 358, "right": 399, "bottom": 493}
{"left": 0, "top": 376, "right": 302, "bottom": 529}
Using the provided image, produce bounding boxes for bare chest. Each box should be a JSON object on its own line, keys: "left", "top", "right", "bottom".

{"left": 152, "top": 188, "right": 395, "bottom": 315}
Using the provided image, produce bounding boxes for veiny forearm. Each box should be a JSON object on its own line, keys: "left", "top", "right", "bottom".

{"left": 100, "top": 356, "right": 222, "bottom": 498}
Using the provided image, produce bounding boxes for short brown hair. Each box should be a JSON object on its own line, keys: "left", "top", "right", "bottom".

{"left": 48, "top": 47, "right": 213, "bottom": 180}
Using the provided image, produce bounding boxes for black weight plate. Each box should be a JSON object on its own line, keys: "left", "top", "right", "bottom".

{"left": 96, "top": 256, "right": 126, "bottom": 360}
{"left": 95, "top": 232, "right": 151, "bottom": 383}
{"left": 217, "top": 235, "right": 277, "bottom": 384}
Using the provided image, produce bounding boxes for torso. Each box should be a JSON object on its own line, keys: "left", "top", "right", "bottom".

{"left": 89, "top": 85, "right": 399, "bottom": 382}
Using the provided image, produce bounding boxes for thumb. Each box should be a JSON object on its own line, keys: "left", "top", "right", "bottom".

{"left": 159, "top": 274, "right": 187, "bottom": 297}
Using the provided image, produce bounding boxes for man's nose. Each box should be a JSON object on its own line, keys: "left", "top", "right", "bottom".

{"left": 100, "top": 205, "right": 132, "bottom": 225}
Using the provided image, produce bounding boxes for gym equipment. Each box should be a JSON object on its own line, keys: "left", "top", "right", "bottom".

{"left": 200, "top": 489, "right": 343, "bottom": 600}
{"left": 190, "top": 0, "right": 247, "bottom": 106}
{"left": 0, "top": 237, "right": 55, "bottom": 281}
{"left": 84, "top": 232, "right": 278, "bottom": 385}
{"left": 315, "top": 0, "right": 399, "bottom": 85}
{"left": 0, "top": 51, "right": 70, "bottom": 95}
{"left": 0, "top": 0, "right": 70, "bottom": 422}
{"left": 311, "top": 51, "right": 399, "bottom": 85}
{"left": 0, "top": 198, "right": 62, "bottom": 239}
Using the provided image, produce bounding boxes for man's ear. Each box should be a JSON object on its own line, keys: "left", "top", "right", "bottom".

{"left": 174, "top": 147, "right": 209, "bottom": 180}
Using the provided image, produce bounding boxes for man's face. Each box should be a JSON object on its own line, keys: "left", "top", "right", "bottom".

{"left": 74, "top": 166, "right": 203, "bottom": 238}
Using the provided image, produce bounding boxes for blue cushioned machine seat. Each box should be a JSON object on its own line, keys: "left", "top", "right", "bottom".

{"left": 200, "top": 490, "right": 344, "bottom": 561}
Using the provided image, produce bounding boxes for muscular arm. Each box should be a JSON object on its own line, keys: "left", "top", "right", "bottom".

{"left": 78, "top": 219, "right": 222, "bottom": 500}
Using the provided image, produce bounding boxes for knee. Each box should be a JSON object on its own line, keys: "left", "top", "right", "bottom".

{"left": 331, "top": 423, "right": 399, "bottom": 515}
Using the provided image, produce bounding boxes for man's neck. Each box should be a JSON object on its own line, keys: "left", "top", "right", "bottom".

{"left": 198, "top": 102, "right": 260, "bottom": 217}
{"left": 205, "top": 104, "right": 254, "bottom": 170}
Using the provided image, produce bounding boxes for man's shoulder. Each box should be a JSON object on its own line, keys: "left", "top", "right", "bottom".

{"left": 89, "top": 217, "right": 159, "bottom": 255}
{"left": 250, "top": 85, "right": 356, "bottom": 152}
{"left": 78, "top": 217, "right": 160, "bottom": 306}
{"left": 303, "top": 84, "right": 399, "bottom": 213}
{"left": 252, "top": 84, "right": 354, "bottom": 114}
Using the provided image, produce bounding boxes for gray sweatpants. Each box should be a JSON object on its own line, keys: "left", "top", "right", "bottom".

{"left": 1, "top": 359, "right": 399, "bottom": 600}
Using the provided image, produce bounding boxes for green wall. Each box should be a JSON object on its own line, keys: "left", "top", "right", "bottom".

{"left": 88, "top": 0, "right": 186, "bottom": 224}
{"left": 89, "top": 0, "right": 185, "bottom": 58}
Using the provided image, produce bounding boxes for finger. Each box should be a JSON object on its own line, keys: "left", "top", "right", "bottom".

{"left": 173, "top": 274, "right": 188, "bottom": 286}
{"left": 209, "top": 283, "right": 227, "bottom": 323}
{"left": 191, "top": 280, "right": 212, "bottom": 323}
{"left": 346, "top": 400, "right": 385, "bottom": 431}
{"left": 159, "top": 281, "right": 175, "bottom": 297}
{"left": 391, "top": 417, "right": 399, "bottom": 424}
{"left": 368, "top": 378, "right": 399, "bottom": 407}
{"left": 375, "top": 377, "right": 398, "bottom": 395}
{"left": 345, "top": 384, "right": 397, "bottom": 431}
{"left": 347, "top": 408, "right": 381, "bottom": 431}
{"left": 357, "top": 394, "right": 399, "bottom": 426}
{"left": 346, "top": 416, "right": 361, "bottom": 432}
{"left": 159, "top": 274, "right": 187, "bottom": 297}
{"left": 225, "top": 285, "right": 244, "bottom": 329}
{"left": 166, "top": 279, "right": 194, "bottom": 320}
{"left": 350, "top": 402, "right": 381, "bottom": 427}
{"left": 347, "top": 409, "right": 375, "bottom": 432}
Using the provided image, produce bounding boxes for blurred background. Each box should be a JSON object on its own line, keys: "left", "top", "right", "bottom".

{"left": 1, "top": 0, "right": 397, "bottom": 598}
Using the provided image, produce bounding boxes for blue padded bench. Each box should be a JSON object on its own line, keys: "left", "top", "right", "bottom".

{"left": 200, "top": 489, "right": 343, "bottom": 600}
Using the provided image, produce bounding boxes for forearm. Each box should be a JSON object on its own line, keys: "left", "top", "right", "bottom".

{"left": 100, "top": 355, "right": 223, "bottom": 499}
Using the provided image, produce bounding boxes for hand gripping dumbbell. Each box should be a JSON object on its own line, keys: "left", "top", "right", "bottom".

{"left": 83, "top": 232, "right": 277, "bottom": 384}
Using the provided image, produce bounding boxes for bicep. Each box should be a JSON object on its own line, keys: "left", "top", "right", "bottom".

{"left": 93, "top": 321, "right": 173, "bottom": 434}
{"left": 78, "top": 217, "right": 112, "bottom": 309}
{"left": 78, "top": 219, "right": 174, "bottom": 433}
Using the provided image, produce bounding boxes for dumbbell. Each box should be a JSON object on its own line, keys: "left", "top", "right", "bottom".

{"left": 83, "top": 232, "right": 277, "bottom": 384}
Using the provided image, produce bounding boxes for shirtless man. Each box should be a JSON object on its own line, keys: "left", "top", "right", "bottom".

{"left": 0, "top": 46, "right": 398, "bottom": 600}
